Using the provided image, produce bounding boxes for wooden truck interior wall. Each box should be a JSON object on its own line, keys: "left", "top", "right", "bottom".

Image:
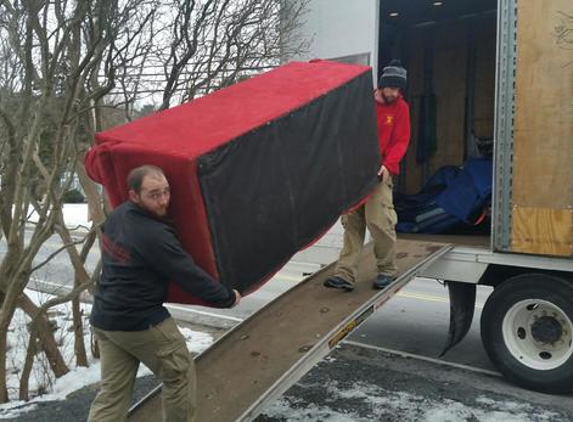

{"left": 379, "top": 1, "right": 497, "bottom": 196}
{"left": 510, "top": 0, "right": 573, "bottom": 257}
{"left": 404, "top": 16, "right": 495, "bottom": 195}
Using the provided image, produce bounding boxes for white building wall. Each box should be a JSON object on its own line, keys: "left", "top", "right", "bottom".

{"left": 286, "top": 0, "right": 380, "bottom": 84}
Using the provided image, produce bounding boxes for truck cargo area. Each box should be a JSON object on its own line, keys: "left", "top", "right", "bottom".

{"left": 381, "top": 0, "right": 496, "bottom": 243}
{"left": 127, "top": 239, "right": 450, "bottom": 421}
{"left": 399, "top": 234, "right": 490, "bottom": 248}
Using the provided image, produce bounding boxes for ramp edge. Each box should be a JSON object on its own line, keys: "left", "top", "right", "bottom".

{"left": 238, "top": 244, "right": 452, "bottom": 421}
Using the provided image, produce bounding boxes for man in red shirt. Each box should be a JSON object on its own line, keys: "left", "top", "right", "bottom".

{"left": 325, "top": 60, "right": 411, "bottom": 291}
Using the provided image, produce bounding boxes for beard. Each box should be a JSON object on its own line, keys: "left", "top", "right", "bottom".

{"left": 382, "top": 93, "right": 398, "bottom": 104}
{"left": 138, "top": 201, "right": 169, "bottom": 219}
{"left": 153, "top": 207, "right": 169, "bottom": 218}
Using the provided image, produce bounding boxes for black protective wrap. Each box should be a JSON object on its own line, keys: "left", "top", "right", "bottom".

{"left": 198, "top": 71, "right": 381, "bottom": 292}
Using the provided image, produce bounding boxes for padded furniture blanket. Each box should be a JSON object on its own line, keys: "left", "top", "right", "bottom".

{"left": 85, "top": 60, "right": 380, "bottom": 305}
{"left": 395, "top": 158, "right": 492, "bottom": 234}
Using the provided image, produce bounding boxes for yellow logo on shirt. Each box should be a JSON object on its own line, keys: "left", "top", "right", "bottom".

{"left": 385, "top": 115, "right": 394, "bottom": 125}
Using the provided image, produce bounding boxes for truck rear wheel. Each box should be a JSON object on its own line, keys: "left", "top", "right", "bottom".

{"left": 481, "top": 274, "right": 573, "bottom": 393}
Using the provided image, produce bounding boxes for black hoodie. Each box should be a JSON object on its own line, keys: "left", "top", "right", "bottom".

{"left": 90, "top": 201, "right": 235, "bottom": 331}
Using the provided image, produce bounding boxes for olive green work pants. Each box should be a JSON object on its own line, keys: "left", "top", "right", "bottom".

{"left": 88, "top": 317, "right": 196, "bottom": 422}
{"left": 335, "top": 177, "right": 398, "bottom": 283}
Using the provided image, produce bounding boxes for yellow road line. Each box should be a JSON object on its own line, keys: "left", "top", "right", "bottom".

{"left": 271, "top": 276, "right": 485, "bottom": 309}
{"left": 397, "top": 291, "right": 484, "bottom": 309}
{"left": 273, "top": 273, "right": 304, "bottom": 282}
{"left": 397, "top": 291, "right": 447, "bottom": 303}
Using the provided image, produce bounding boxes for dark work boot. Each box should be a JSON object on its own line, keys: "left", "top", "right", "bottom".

{"left": 324, "top": 276, "right": 355, "bottom": 292}
{"left": 373, "top": 274, "right": 393, "bottom": 290}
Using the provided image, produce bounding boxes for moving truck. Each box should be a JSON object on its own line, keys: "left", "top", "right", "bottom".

{"left": 287, "top": 0, "right": 573, "bottom": 393}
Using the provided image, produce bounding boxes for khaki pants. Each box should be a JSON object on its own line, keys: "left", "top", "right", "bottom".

{"left": 88, "top": 317, "right": 196, "bottom": 422}
{"left": 335, "top": 178, "right": 398, "bottom": 283}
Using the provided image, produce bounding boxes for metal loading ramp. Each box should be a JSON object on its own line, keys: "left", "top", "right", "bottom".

{"left": 128, "top": 239, "right": 451, "bottom": 422}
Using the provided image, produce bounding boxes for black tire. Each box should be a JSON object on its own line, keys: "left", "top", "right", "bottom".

{"left": 481, "top": 273, "right": 573, "bottom": 393}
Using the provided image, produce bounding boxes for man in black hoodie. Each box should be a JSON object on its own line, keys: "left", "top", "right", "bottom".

{"left": 88, "top": 165, "right": 240, "bottom": 422}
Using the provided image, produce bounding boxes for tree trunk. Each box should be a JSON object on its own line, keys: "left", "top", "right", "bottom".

{"left": 72, "top": 295, "right": 88, "bottom": 367}
{"left": 0, "top": 267, "right": 25, "bottom": 403}
{"left": 19, "top": 294, "right": 69, "bottom": 378}
{"left": 18, "top": 325, "right": 38, "bottom": 401}
{"left": 54, "top": 219, "right": 96, "bottom": 368}
{"left": 0, "top": 319, "right": 10, "bottom": 403}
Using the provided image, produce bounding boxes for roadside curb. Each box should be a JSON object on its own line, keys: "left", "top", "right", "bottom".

{"left": 28, "top": 278, "right": 240, "bottom": 330}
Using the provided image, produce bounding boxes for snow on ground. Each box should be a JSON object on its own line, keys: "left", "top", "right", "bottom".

{"left": 0, "top": 288, "right": 214, "bottom": 419}
{"left": 262, "top": 381, "right": 561, "bottom": 422}
{"left": 27, "top": 203, "right": 92, "bottom": 231}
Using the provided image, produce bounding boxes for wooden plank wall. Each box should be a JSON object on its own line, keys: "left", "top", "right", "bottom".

{"left": 401, "top": 15, "right": 496, "bottom": 194}
{"left": 433, "top": 22, "right": 468, "bottom": 172}
{"left": 473, "top": 16, "right": 496, "bottom": 139}
{"left": 402, "top": 27, "right": 429, "bottom": 194}
{"left": 510, "top": 0, "right": 573, "bottom": 256}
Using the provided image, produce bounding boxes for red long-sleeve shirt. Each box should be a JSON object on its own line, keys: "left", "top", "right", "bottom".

{"left": 376, "top": 96, "right": 411, "bottom": 175}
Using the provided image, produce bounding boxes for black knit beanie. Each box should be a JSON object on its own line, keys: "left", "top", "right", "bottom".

{"left": 378, "top": 60, "right": 407, "bottom": 90}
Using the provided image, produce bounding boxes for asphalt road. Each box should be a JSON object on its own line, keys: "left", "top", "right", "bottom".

{"left": 255, "top": 342, "right": 573, "bottom": 421}
{"left": 349, "top": 277, "right": 496, "bottom": 372}
{"left": 0, "top": 231, "right": 99, "bottom": 295}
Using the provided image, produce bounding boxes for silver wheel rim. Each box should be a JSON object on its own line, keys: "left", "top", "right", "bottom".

{"left": 503, "top": 299, "right": 573, "bottom": 370}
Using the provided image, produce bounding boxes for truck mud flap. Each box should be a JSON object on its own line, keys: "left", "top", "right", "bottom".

{"left": 127, "top": 239, "right": 451, "bottom": 422}
{"left": 440, "top": 281, "right": 477, "bottom": 357}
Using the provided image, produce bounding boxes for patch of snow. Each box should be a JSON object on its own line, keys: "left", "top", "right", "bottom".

{"left": 28, "top": 204, "right": 91, "bottom": 231}
{"left": 39, "top": 365, "right": 102, "bottom": 402}
{"left": 179, "top": 327, "right": 214, "bottom": 355}
{"left": 60, "top": 204, "right": 91, "bottom": 229}
{"left": 264, "top": 398, "right": 365, "bottom": 422}
{"left": 0, "top": 402, "right": 38, "bottom": 419}
{"left": 262, "top": 381, "right": 562, "bottom": 422}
